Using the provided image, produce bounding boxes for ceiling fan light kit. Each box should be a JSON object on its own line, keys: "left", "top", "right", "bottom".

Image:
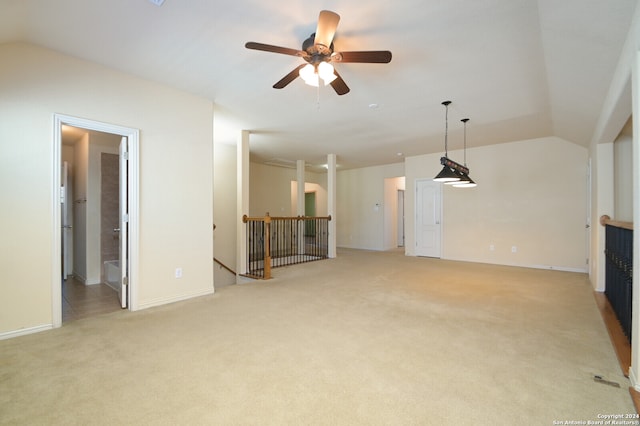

{"left": 245, "top": 10, "right": 392, "bottom": 95}
{"left": 433, "top": 102, "right": 477, "bottom": 188}
{"left": 299, "top": 62, "right": 337, "bottom": 87}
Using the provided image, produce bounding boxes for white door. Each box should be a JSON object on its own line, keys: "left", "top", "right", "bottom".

{"left": 119, "top": 137, "right": 129, "bottom": 308}
{"left": 415, "top": 180, "right": 442, "bottom": 257}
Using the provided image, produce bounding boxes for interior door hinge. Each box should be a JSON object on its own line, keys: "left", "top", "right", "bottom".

{"left": 123, "top": 276, "right": 129, "bottom": 286}
{"left": 123, "top": 213, "right": 129, "bottom": 222}
{"left": 122, "top": 151, "right": 129, "bottom": 161}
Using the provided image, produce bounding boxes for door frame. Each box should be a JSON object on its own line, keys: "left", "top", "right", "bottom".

{"left": 52, "top": 114, "right": 140, "bottom": 327}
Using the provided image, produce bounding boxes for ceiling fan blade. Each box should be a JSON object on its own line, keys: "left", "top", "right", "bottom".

{"left": 245, "top": 42, "right": 306, "bottom": 58}
{"left": 314, "top": 10, "right": 340, "bottom": 48}
{"left": 273, "top": 64, "right": 306, "bottom": 89}
{"left": 330, "top": 69, "right": 350, "bottom": 95}
{"left": 332, "top": 51, "right": 392, "bottom": 63}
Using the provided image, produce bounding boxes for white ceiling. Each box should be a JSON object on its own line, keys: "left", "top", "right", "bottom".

{"left": 1, "top": 0, "right": 637, "bottom": 170}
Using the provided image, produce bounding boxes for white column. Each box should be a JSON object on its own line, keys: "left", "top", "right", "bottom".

{"left": 595, "top": 143, "right": 614, "bottom": 292}
{"left": 296, "top": 160, "right": 305, "bottom": 216}
{"left": 237, "top": 130, "right": 250, "bottom": 275}
{"left": 630, "top": 50, "right": 640, "bottom": 388}
{"left": 327, "top": 154, "right": 337, "bottom": 258}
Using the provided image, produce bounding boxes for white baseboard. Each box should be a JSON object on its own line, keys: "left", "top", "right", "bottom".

{"left": 442, "top": 256, "right": 588, "bottom": 273}
{"left": 630, "top": 366, "right": 639, "bottom": 390}
{"left": 136, "top": 288, "right": 215, "bottom": 311}
{"left": 0, "top": 323, "right": 53, "bottom": 340}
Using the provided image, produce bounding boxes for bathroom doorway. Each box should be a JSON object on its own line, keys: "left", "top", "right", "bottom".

{"left": 53, "top": 114, "right": 139, "bottom": 327}
{"left": 60, "top": 127, "right": 120, "bottom": 321}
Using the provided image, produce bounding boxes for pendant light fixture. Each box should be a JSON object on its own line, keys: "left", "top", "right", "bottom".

{"left": 452, "top": 118, "right": 477, "bottom": 188}
{"left": 433, "top": 101, "right": 462, "bottom": 182}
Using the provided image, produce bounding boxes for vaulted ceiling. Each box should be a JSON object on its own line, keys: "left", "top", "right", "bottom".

{"left": 1, "top": 0, "right": 637, "bottom": 170}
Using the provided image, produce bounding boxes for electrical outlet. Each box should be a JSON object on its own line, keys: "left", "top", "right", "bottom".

{"left": 175, "top": 268, "right": 183, "bottom": 278}
{"left": 489, "top": 244, "right": 495, "bottom": 251}
{"left": 511, "top": 246, "right": 517, "bottom": 253}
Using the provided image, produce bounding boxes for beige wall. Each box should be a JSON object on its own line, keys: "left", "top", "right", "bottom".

{"left": 592, "top": 143, "right": 615, "bottom": 291}
{"left": 249, "top": 162, "right": 327, "bottom": 217}
{"left": 213, "top": 142, "right": 237, "bottom": 286}
{"left": 383, "top": 176, "right": 406, "bottom": 250}
{"left": 614, "top": 119, "right": 633, "bottom": 222}
{"left": 406, "top": 137, "right": 589, "bottom": 271}
{"left": 336, "top": 163, "right": 405, "bottom": 250}
{"left": 291, "top": 181, "right": 328, "bottom": 217}
{"left": 0, "top": 43, "right": 214, "bottom": 336}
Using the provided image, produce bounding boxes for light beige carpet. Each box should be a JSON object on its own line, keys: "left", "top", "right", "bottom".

{"left": 0, "top": 249, "right": 635, "bottom": 425}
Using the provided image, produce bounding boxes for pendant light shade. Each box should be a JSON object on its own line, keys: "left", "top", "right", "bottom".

{"left": 434, "top": 165, "right": 461, "bottom": 182}
{"left": 452, "top": 174, "right": 476, "bottom": 188}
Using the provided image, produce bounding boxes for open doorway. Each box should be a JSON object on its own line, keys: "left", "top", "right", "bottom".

{"left": 52, "top": 114, "right": 139, "bottom": 328}
{"left": 383, "top": 176, "right": 406, "bottom": 250}
{"left": 61, "top": 127, "right": 121, "bottom": 321}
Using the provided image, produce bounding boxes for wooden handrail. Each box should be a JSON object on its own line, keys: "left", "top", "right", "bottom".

{"left": 600, "top": 215, "right": 633, "bottom": 231}
{"left": 243, "top": 214, "right": 332, "bottom": 222}
{"left": 271, "top": 215, "right": 331, "bottom": 221}
{"left": 214, "top": 257, "right": 236, "bottom": 276}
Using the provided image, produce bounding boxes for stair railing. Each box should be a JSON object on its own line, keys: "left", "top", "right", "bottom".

{"left": 242, "top": 213, "right": 331, "bottom": 279}
{"left": 600, "top": 215, "right": 634, "bottom": 342}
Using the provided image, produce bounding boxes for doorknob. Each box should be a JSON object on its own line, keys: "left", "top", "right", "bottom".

{"left": 113, "top": 228, "right": 120, "bottom": 232}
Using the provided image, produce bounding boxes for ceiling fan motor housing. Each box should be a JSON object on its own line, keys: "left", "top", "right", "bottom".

{"left": 303, "top": 33, "right": 333, "bottom": 59}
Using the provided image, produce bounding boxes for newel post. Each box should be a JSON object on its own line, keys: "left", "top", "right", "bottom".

{"left": 264, "top": 213, "right": 271, "bottom": 280}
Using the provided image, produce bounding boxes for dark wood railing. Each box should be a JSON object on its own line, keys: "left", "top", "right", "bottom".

{"left": 242, "top": 214, "right": 331, "bottom": 279}
{"left": 600, "top": 215, "right": 634, "bottom": 343}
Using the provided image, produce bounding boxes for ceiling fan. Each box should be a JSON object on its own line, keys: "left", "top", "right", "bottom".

{"left": 245, "top": 10, "right": 392, "bottom": 95}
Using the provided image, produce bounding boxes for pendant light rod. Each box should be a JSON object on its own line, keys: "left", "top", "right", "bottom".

{"left": 433, "top": 100, "right": 461, "bottom": 182}
{"left": 452, "top": 117, "right": 477, "bottom": 188}
{"left": 461, "top": 118, "right": 469, "bottom": 165}
{"left": 442, "top": 100, "right": 451, "bottom": 156}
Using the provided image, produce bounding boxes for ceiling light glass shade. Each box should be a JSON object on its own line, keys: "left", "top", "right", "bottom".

{"left": 444, "top": 169, "right": 466, "bottom": 184}
{"left": 299, "top": 64, "right": 319, "bottom": 87}
{"left": 433, "top": 165, "right": 460, "bottom": 182}
{"left": 299, "top": 63, "right": 336, "bottom": 87}
{"left": 317, "top": 62, "right": 337, "bottom": 85}
{"left": 452, "top": 174, "right": 477, "bottom": 188}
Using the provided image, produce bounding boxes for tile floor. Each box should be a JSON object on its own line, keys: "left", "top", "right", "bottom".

{"left": 62, "top": 276, "right": 122, "bottom": 322}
